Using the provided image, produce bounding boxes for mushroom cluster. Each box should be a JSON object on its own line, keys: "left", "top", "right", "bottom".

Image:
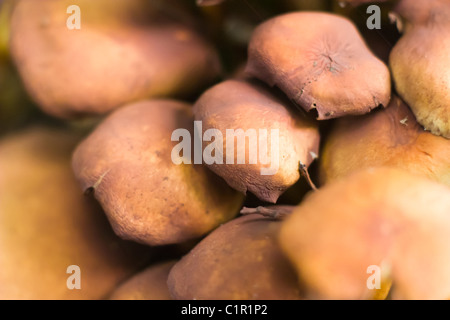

{"left": 1, "top": 0, "right": 450, "bottom": 300}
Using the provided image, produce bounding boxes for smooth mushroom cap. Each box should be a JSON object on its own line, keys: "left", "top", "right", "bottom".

{"left": 167, "top": 214, "right": 303, "bottom": 300}
{"left": 280, "top": 168, "right": 450, "bottom": 300}
{"left": 109, "top": 260, "right": 176, "bottom": 300}
{"left": 320, "top": 96, "right": 450, "bottom": 186}
{"left": 10, "top": 0, "right": 221, "bottom": 119}
{"left": 246, "top": 12, "right": 391, "bottom": 120}
{"left": 72, "top": 100, "right": 243, "bottom": 246}
{"left": 193, "top": 79, "right": 320, "bottom": 203}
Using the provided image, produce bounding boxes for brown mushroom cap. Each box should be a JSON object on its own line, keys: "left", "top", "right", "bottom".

{"left": 320, "top": 96, "right": 450, "bottom": 186}
{"left": 72, "top": 100, "right": 244, "bottom": 246}
{"left": 389, "top": 1, "right": 450, "bottom": 139}
{"left": 167, "top": 214, "right": 303, "bottom": 300}
{"left": 0, "top": 127, "right": 151, "bottom": 300}
{"left": 109, "top": 260, "right": 176, "bottom": 300}
{"left": 280, "top": 168, "right": 450, "bottom": 300}
{"left": 246, "top": 12, "right": 391, "bottom": 120}
{"left": 10, "top": 0, "right": 221, "bottom": 119}
{"left": 392, "top": 0, "right": 450, "bottom": 30}
{"left": 193, "top": 79, "right": 320, "bottom": 203}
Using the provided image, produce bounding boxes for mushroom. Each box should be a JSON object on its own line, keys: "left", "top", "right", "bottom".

{"left": 72, "top": 100, "right": 244, "bottom": 246}
{"left": 389, "top": 0, "right": 450, "bottom": 138}
{"left": 246, "top": 12, "right": 391, "bottom": 120}
{"left": 193, "top": 79, "right": 320, "bottom": 203}
{"left": 167, "top": 214, "right": 303, "bottom": 300}
{"left": 279, "top": 167, "right": 450, "bottom": 299}
{"left": 319, "top": 95, "right": 450, "bottom": 187}
{"left": 0, "top": 126, "right": 151, "bottom": 299}
{"left": 9, "top": 0, "right": 221, "bottom": 119}
{"left": 109, "top": 260, "right": 176, "bottom": 300}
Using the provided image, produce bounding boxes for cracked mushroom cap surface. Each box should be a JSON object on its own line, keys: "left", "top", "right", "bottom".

{"left": 389, "top": 1, "right": 450, "bottom": 139}
{"left": 320, "top": 96, "right": 450, "bottom": 186}
{"left": 10, "top": 0, "right": 220, "bottom": 119}
{"left": 246, "top": 12, "right": 391, "bottom": 120}
{"left": 167, "top": 214, "right": 303, "bottom": 300}
{"left": 193, "top": 79, "right": 320, "bottom": 203}
{"left": 72, "top": 100, "right": 244, "bottom": 246}
{"left": 280, "top": 168, "right": 450, "bottom": 300}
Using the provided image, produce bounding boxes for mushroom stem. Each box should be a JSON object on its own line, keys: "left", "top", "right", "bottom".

{"left": 299, "top": 161, "right": 318, "bottom": 191}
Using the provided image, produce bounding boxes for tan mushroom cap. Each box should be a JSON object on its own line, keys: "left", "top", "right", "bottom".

{"left": 280, "top": 168, "right": 450, "bottom": 300}
{"left": 389, "top": 1, "right": 450, "bottom": 139}
{"left": 0, "top": 126, "right": 151, "bottom": 300}
{"left": 167, "top": 214, "right": 303, "bottom": 300}
{"left": 10, "top": 0, "right": 221, "bottom": 119}
{"left": 72, "top": 100, "right": 243, "bottom": 246}
{"left": 193, "top": 79, "right": 320, "bottom": 203}
{"left": 246, "top": 12, "right": 391, "bottom": 120}
{"left": 320, "top": 96, "right": 450, "bottom": 186}
{"left": 109, "top": 260, "right": 176, "bottom": 300}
